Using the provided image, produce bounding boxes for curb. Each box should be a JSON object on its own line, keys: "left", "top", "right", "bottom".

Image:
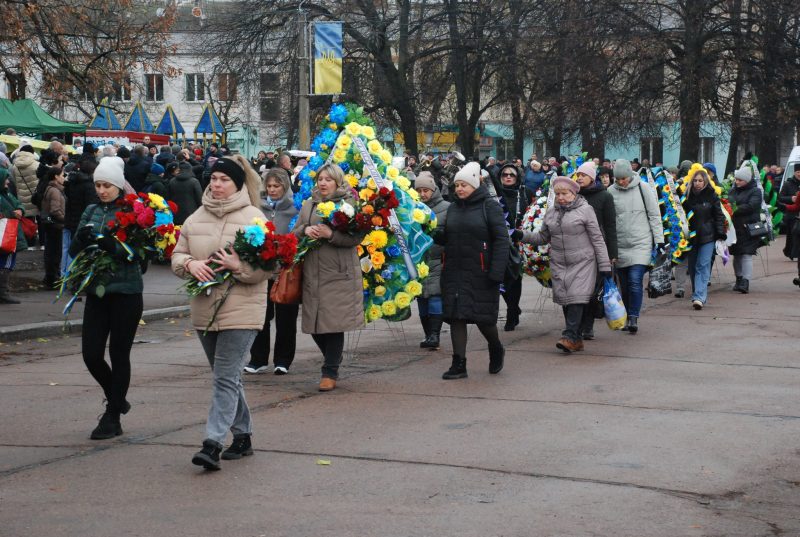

{"left": 0, "top": 305, "right": 190, "bottom": 343}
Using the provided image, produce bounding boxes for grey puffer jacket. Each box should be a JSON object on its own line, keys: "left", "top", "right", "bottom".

{"left": 521, "top": 196, "right": 611, "bottom": 305}
{"left": 422, "top": 189, "right": 449, "bottom": 297}
{"left": 608, "top": 176, "right": 664, "bottom": 267}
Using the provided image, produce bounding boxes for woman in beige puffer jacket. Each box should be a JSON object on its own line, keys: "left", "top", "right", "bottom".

{"left": 10, "top": 146, "right": 39, "bottom": 217}
{"left": 172, "top": 155, "right": 270, "bottom": 470}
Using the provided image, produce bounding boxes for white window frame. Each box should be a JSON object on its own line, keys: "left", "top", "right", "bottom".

{"left": 185, "top": 73, "right": 204, "bottom": 102}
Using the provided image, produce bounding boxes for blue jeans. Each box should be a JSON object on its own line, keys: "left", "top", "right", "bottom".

{"left": 61, "top": 228, "right": 72, "bottom": 276}
{"left": 688, "top": 241, "right": 715, "bottom": 304}
{"left": 616, "top": 264, "right": 648, "bottom": 318}
{"left": 197, "top": 329, "right": 257, "bottom": 447}
{"left": 417, "top": 295, "right": 443, "bottom": 316}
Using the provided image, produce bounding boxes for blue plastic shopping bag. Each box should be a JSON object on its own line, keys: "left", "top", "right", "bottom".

{"left": 603, "top": 277, "right": 627, "bottom": 330}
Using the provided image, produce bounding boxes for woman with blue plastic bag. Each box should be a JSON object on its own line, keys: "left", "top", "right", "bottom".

{"left": 513, "top": 177, "right": 611, "bottom": 353}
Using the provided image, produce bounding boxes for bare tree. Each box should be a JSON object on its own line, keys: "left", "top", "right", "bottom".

{"left": 0, "top": 0, "right": 177, "bottom": 117}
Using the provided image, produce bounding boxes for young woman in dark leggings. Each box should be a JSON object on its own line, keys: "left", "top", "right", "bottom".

{"left": 436, "top": 162, "right": 510, "bottom": 379}
{"left": 68, "top": 158, "right": 144, "bottom": 440}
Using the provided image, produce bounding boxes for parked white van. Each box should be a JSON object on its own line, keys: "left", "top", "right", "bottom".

{"left": 780, "top": 145, "right": 800, "bottom": 192}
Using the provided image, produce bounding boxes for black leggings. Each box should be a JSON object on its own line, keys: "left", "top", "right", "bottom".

{"left": 82, "top": 293, "right": 143, "bottom": 414}
{"left": 311, "top": 332, "right": 345, "bottom": 379}
{"left": 449, "top": 320, "right": 501, "bottom": 358}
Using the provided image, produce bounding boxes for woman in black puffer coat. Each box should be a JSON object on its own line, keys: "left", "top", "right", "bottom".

{"left": 437, "top": 162, "right": 510, "bottom": 380}
{"left": 64, "top": 159, "right": 99, "bottom": 271}
{"left": 728, "top": 164, "right": 764, "bottom": 294}
{"left": 497, "top": 163, "right": 528, "bottom": 331}
{"left": 682, "top": 166, "right": 725, "bottom": 308}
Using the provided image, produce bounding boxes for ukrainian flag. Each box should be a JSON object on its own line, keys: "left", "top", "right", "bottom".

{"left": 314, "top": 22, "right": 343, "bottom": 95}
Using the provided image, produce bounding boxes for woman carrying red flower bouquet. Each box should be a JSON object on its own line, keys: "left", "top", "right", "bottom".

{"left": 68, "top": 158, "right": 145, "bottom": 440}
{"left": 292, "top": 163, "right": 366, "bottom": 392}
{"left": 171, "top": 155, "right": 272, "bottom": 471}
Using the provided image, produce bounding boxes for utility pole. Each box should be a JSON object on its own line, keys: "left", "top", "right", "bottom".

{"left": 298, "top": 6, "right": 310, "bottom": 150}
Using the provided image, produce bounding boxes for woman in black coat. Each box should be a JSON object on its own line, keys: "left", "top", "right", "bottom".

{"left": 728, "top": 164, "right": 764, "bottom": 294}
{"left": 497, "top": 163, "right": 528, "bottom": 331}
{"left": 682, "top": 167, "right": 725, "bottom": 309}
{"left": 64, "top": 160, "right": 99, "bottom": 269}
{"left": 574, "top": 162, "right": 617, "bottom": 339}
{"left": 437, "top": 162, "right": 510, "bottom": 379}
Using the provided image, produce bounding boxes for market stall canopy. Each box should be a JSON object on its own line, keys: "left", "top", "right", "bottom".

{"left": 194, "top": 104, "right": 224, "bottom": 141}
{"left": 0, "top": 134, "right": 76, "bottom": 154}
{"left": 0, "top": 98, "right": 86, "bottom": 134}
{"left": 123, "top": 101, "right": 154, "bottom": 133}
{"left": 88, "top": 98, "right": 122, "bottom": 130}
{"left": 155, "top": 105, "right": 185, "bottom": 137}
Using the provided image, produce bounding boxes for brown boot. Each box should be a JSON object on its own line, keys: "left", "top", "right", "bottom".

{"left": 319, "top": 377, "right": 336, "bottom": 392}
{"left": 556, "top": 338, "right": 581, "bottom": 353}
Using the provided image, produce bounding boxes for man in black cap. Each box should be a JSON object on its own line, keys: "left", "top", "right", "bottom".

{"left": 779, "top": 163, "right": 800, "bottom": 259}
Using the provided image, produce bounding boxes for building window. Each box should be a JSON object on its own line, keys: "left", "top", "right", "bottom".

{"left": 699, "top": 137, "right": 715, "bottom": 163}
{"left": 145, "top": 74, "right": 164, "bottom": 102}
{"left": 534, "top": 140, "right": 546, "bottom": 159}
{"left": 75, "top": 87, "right": 93, "bottom": 103}
{"left": 640, "top": 137, "right": 663, "bottom": 164}
{"left": 185, "top": 73, "right": 204, "bottom": 102}
{"left": 260, "top": 73, "right": 280, "bottom": 122}
{"left": 112, "top": 75, "right": 132, "bottom": 102}
{"left": 218, "top": 73, "right": 237, "bottom": 101}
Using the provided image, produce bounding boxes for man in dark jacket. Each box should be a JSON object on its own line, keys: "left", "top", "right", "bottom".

{"left": 155, "top": 146, "right": 175, "bottom": 169}
{"left": 167, "top": 162, "right": 203, "bottom": 225}
{"left": 575, "top": 162, "right": 617, "bottom": 339}
{"left": 143, "top": 163, "right": 169, "bottom": 197}
{"left": 779, "top": 163, "right": 800, "bottom": 259}
{"left": 124, "top": 146, "right": 151, "bottom": 192}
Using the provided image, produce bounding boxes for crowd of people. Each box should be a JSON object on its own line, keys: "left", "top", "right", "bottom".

{"left": 1, "top": 135, "right": 793, "bottom": 471}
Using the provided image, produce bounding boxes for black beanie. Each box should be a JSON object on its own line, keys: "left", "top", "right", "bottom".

{"left": 211, "top": 157, "right": 246, "bottom": 190}
{"left": 20, "top": 145, "right": 34, "bottom": 154}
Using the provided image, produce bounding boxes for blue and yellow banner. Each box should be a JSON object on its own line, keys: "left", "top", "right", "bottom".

{"left": 314, "top": 22, "right": 343, "bottom": 95}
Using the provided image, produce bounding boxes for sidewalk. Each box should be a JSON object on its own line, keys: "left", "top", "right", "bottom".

{"left": 0, "top": 249, "right": 189, "bottom": 342}
{"left": 1, "top": 240, "right": 795, "bottom": 343}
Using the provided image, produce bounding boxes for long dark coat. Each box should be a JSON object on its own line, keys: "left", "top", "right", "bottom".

{"left": 438, "top": 185, "right": 510, "bottom": 324}
{"left": 292, "top": 186, "right": 365, "bottom": 334}
{"left": 728, "top": 180, "right": 764, "bottom": 256}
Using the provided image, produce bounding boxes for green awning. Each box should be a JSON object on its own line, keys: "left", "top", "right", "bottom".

{"left": 0, "top": 98, "right": 86, "bottom": 134}
{"left": 483, "top": 123, "right": 513, "bottom": 140}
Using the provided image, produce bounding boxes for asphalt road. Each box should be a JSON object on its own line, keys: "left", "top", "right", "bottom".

{"left": 1, "top": 245, "right": 799, "bottom": 537}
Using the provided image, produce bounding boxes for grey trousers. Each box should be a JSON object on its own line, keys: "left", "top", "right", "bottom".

{"left": 733, "top": 255, "right": 753, "bottom": 280}
{"left": 674, "top": 263, "right": 689, "bottom": 291}
{"left": 197, "top": 329, "right": 257, "bottom": 447}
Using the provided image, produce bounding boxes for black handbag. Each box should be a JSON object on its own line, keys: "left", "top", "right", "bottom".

{"left": 744, "top": 222, "right": 769, "bottom": 239}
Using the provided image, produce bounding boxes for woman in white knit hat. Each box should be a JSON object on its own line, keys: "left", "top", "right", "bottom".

{"left": 68, "top": 157, "right": 145, "bottom": 440}
{"left": 728, "top": 162, "right": 764, "bottom": 293}
{"left": 436, "top": 162, "right": 510, "bottom": 379}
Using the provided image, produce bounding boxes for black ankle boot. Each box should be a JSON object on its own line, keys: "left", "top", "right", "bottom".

{"left": 90, "top": 412, "right": 122, "bottom": 440}
{"left": 627, "top": 316, "right": 638, "bottom": 334}
{"left": 421, "top": 316, "right": 442, "bottom": 349}
{"left": 419, "top": 315, "right": 431, "bottom": 348}
{"left": 733, "top": 277, "right": 743, "bottom": 291}
{"left": 221, "top": 434, "right": 253, "bottom": 460}
{"left": 738, "top": 279, "right": 749, "bottom": 294}
{"left": 442, "top": 355, "right": 467, "bottom": 380}
{"left": 488, "top": 342, "right": 505, "bottom": 374}
{"left": 192, "top": 440, "right": 222, "bottom": 470}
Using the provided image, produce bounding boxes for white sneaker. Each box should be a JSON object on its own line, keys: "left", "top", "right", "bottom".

{"left": 273, "top": 366, "right": 288, "bottom": 375}
{"left": 243, "top": 363, "right": 269, "bottom": 374}
{"left": 692, "top": 300, "right": 703, "bottom": 310}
